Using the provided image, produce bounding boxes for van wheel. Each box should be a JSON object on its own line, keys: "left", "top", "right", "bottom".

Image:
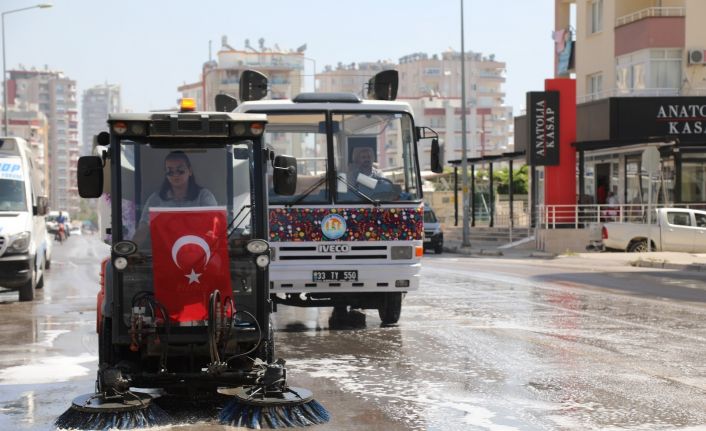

{"left": 45, "top": 255, "right": 51, "bottom": 270}
{"left": 378, "top": 293, "right": 402, "bottom": 325}
{"left": 18, "top": 268, "right": 35, "bottom": 302}
{"left": 628, "top": 240, "right": 648, "bottom": 253}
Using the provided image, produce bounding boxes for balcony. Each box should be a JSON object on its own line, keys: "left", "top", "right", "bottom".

{"left": 615, "top": 7, "right": 685, "bottom": 56}
{"left": 616, "top": 7, "right": 685, "bottom": 27}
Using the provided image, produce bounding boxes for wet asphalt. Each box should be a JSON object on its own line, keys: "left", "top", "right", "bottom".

{"left": 1, "top": 235, "right": 706, "bottom": 430}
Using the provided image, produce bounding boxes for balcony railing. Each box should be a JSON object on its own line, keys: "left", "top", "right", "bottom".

{"left": 616, "top": 7, "right": 685, "bottom": 27}
{"left": 577, "top": 87, "right": 706, "bottom": 104}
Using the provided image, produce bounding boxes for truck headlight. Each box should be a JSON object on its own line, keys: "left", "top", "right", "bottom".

{"left": 246, "top": 239, "right": 269, "bottom": 254}
{"left": 255, "top": 254, "right": 270, "bottom": 268}
{"left": 8, "top": 232, "right": 30, "bottom": 253}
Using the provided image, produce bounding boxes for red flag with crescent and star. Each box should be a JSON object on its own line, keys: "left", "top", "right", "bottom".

{"left": 149, "top": 206, "right": 232, "bottom": 322}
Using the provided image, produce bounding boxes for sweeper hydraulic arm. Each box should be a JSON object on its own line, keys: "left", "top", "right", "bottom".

{"left": 56, "top": 97, "right": 329, "bottom": 430}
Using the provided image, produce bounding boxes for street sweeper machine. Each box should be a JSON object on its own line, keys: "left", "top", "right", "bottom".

{"left": 56, "top": 97, "right": 329, "bottom": 429}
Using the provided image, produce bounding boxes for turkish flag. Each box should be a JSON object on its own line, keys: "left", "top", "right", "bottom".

{"left": 149, "top": 206, "right": 233, "bottom": 322}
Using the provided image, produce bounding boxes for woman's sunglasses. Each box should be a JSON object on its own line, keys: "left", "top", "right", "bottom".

{"left": 165, "top": 167, "right": 188, "bottom": 177}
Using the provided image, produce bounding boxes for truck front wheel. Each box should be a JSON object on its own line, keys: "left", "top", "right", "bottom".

{"left": 378, "top": 292, "right": 403, "bottom": 325}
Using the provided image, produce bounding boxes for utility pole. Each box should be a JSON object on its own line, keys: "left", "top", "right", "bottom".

{"left": 460, "top": 0, "right": 471, "bottom": 247}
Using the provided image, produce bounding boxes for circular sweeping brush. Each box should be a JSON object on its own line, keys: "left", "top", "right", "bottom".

{"left": 55, "top": 391, "right": 171, "bottom": 430}
{"left": 218, "top": 386, "right": 330, "bottom": 429}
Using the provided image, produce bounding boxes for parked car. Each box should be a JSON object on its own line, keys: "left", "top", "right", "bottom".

{"left": 602, "top": 208, "right": 706, "bottom": 253}
{"left": 423, "top": 204, "right": 444, "bottom": 254}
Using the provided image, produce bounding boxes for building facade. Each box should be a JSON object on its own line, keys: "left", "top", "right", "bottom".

{"left": 316, "top": 51, "right": 514, "bottom": 170}
{"left": 555, "top": 0, "right": 706, "bottom": 207}
{"left": 82, "top": 84, "right": 121, "bottom": 156}
{"left": 178, "top": 37, "right": 306, "bottom": 111}
{"left": 8, "top": 69, "right": 79, "bottom": 214}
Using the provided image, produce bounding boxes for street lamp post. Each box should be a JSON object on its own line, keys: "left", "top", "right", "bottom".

{"left": 2, "top": 3, "right": 52, "bottom": 136}
{"left": 303, "top": 57, "right": 316, "bottom": 92}
{"left": 460, "top": 0, "right": 471, "bottom": 247}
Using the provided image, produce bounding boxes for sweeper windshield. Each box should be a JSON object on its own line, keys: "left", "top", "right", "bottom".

{"left": 115, "top": 141, "right": 257, "bottom": 324}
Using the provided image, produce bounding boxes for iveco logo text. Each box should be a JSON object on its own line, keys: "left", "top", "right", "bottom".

{"left": 317, "top": 244, "right": 350, "bottom": 253}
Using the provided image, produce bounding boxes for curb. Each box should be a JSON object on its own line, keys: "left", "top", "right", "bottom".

{"left": 630, "top": 259, "right": 706, "bottom": 272}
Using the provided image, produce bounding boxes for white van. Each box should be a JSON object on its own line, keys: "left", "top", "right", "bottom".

{"left": 0, "top": 137, "right": 51, "bottom": 301}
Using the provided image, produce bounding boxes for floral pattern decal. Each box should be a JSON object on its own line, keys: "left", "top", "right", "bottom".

{"left": 269, "top": 206, "right": 424, "bottom": 242}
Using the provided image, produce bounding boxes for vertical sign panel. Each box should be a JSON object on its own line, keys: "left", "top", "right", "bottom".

{"left": 528, "top": 91, "right": 560, "bottom": 166}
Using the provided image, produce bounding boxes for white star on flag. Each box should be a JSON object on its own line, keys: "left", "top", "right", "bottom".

{"left": 185, "top": 269, "right": 202, "bottom": 284}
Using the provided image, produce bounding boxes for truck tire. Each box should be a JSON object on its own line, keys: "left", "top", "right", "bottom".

{"left": 18, "top": 268, "right": 35, "bottom": 302}
{"left": 378, "top": 292, "right": 402, "bottom": 325}
{"left": 628, "top": 240, "right": 648, "bottom": 253}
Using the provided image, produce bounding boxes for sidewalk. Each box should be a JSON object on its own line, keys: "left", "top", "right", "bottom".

{"left": 442, "top": 237, "right": 706, "bottom": 273}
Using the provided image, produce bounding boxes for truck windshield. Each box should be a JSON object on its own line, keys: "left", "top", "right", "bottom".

{"left": 334, "top": 112, "right": 420, "bottom": 203}
{"left": 117, "top": 141, "right": 254, "bottom": 254}
{"left": 0, "top": 156, "right": 27, "bottom": 211}
{"left": 263, "top": 111, "right": 421, "bottom": 205}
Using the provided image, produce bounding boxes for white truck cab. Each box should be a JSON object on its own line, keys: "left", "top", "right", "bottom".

{"left": 0, "top": 137, "right": 50, "bottom": 301}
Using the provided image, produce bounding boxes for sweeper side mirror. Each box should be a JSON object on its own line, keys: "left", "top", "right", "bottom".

{"left": 273, "top": 155, "right": 297, "bottom": 196}
{"left": 77, "top": 156, "right": 104, "bottom": 198}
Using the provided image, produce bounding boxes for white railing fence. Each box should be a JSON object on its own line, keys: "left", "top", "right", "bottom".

{"left": 538, "top": 203, "right": 706, "bottom": 229}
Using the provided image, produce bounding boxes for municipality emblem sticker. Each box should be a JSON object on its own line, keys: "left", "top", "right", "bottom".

{"left": 321, "top": 213, "right": 346, "bottom": 240}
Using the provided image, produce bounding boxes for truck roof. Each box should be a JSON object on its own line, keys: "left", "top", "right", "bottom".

{"left": 107, "top": 112, "right": 267, "bottom": 123}
{"left": 236, "top": 97, "right": 414, "bottom": 115}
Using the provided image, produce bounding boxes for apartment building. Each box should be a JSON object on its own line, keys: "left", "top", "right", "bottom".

{"left": 178, "top": 37, "right": 306, "bottom": 111}
{"left": 8, "top": 69, "right": 79, "bottom": 214}
{"left": 556, "top": 0, "right": 706, "bottom": 206}
{"left": 316, "top": 51, "right": 513, "bottom": 169}
{"left": 82, "top": 84, "right": 121, "bottom": 156}
{"left": 5, "top": 108, "right": 49, "bottom": 195}
{"left": 316, "top": 61, "right": 395, "bottom": 94}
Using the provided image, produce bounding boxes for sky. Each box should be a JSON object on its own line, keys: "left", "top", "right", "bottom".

{"left": 2, "top": 0, "right": 555, "bottom": 115}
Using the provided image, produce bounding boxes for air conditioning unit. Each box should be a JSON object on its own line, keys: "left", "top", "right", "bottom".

{"left": 688, "top": 49, "right": 706, "bottom": 65}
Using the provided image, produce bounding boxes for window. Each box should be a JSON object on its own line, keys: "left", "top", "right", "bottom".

{"left": 667, "top": 212, "right": 691, "bottom": 226}
{"left": 589, "top": 0, "right": 603, "bottom": 34}
{"left": 695, "top": 213, "right": 706, "bottom": 228}
{"left": 588, "top": 73, "right": 603, "bottom": 98}
{"left": 650, "top": 49, "right": 682, "bottom": 90}
{"left": 681, "top": 160, "right": 705, "bottom": 203}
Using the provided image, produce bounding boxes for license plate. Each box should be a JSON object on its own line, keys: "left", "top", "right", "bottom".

{"left": 312, "top": 270, "right": 358, "bottom": 282}
{"left": 424, "top": 238, "right": 432, "bottom": 242}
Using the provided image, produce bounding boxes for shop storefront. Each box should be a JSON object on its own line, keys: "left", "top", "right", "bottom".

{"left": 575, "top": 97, "right": 706, "bottom": 208}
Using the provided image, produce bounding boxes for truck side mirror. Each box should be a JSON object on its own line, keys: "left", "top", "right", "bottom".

{"left": 273, "top": 155, "right": 297, "bottom": 196}
{"left": 34, "top": 196, "right": 49, "bottom": 216}
{"left": 430, "top": 138, "right": 443, "bottom": 174}
{"left": 239, "top": 70, "right": 269, "bottom": 102}
{"left": 78, "top": 156, "right": 104, "bottom": 198}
